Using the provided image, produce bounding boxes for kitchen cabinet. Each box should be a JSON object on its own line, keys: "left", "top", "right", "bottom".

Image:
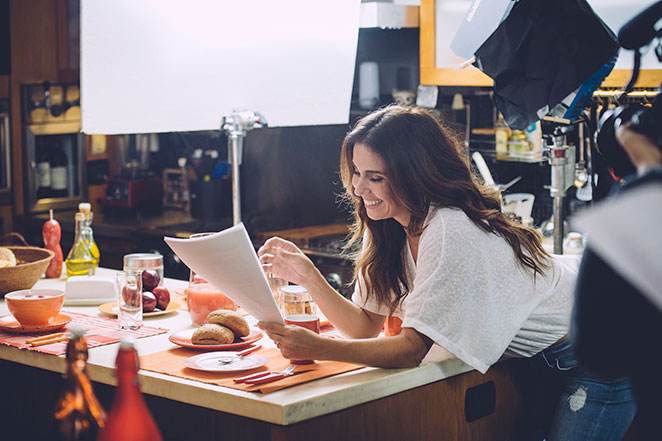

{"left": 8, "top": 0, "right": 80, "bottom": 220}
{"left": 420, "top": 0, "right": 662, "bottom": 88}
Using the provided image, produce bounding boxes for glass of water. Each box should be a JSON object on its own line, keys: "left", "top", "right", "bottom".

{"left": 116, "top": 270, "right": 143, "bottom": 330}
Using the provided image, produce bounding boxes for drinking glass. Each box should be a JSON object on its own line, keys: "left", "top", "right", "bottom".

{"left": 263, "top": 264, "right": 287, "bottom": 305}
{"left": 116, "top": 270, "right": 142, "bottom": 330}
{"left": 283, "top": 314, "right": 320, "bottom": 364}
{"left": 185, "top": 232, "right": 237, "bottom": 325}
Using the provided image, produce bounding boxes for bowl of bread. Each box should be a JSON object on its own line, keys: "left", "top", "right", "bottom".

{"left": 0, "top": 246, "right": 55, "bottom": 297}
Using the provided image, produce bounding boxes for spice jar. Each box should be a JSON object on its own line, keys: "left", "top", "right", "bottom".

{"left": 279, "top": 285, "right": 316, "bottom": 317}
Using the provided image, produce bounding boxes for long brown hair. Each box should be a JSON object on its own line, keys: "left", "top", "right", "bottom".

{"left": 339, "top": 105, "right": 550, "bottom": 313}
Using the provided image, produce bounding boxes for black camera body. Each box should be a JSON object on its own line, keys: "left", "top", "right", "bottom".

{"left": 594, "top": 2, "right": 662, "bottom": 179}
{"left": 597, "top": 94, "right": 662, "bottom": 178}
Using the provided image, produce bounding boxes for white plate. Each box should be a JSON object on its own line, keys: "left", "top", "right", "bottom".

{"left": 183, "top": 352, "right": 268, "bottom": 373}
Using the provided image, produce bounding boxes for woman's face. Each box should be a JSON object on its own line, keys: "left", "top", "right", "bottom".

{"left": 351, "top": 143, "right": 410, "bottom": 227}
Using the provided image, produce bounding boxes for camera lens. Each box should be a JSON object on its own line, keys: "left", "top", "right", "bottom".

{"left": 596, "top": 105, "right": 640, "bottom": 178}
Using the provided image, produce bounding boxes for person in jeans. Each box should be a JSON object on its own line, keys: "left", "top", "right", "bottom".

{"left": 257, "top": 105, "right": 636, "bottom": 440}
{"left": 571, "top": 121, "right": 662, "bottom": 437}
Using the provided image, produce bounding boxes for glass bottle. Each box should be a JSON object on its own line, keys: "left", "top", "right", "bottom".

{"left": 65, "top": 212, "right": 96, "bottom": 277}
{"left": 78, "top": 202, "right": 100, "bottom": 270}
{"left": 52, "top": 328, "right": 107, "bottom": 441}
{"left": 97, "top": 340, "right": 163, "bottom": 441}
{"left": 495, "top": 112, "right": 510, "bottom": 157}
{"left": 36, "top": 146, "right": 52, "bottom": 199}
{"left": 50, "top": 144, "right": 69, "bottom": 198}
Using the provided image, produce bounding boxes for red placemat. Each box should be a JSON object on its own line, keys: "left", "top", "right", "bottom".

{"left": 0, "top": 310, "right": 168, "bottom": 355}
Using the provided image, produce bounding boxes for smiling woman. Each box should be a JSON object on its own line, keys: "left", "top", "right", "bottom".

{"left": 257, "top": 104, "right": 636, "bottom": 441}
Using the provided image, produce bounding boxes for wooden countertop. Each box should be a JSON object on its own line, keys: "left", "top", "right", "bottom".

{"left": 0, "top": 269, "right": 473, "bottom": 426}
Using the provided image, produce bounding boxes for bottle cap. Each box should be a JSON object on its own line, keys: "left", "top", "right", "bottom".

{"left": 119, "top": 338, "right": 136, "bottom": 349}
{"left": 123, "top": 253, "right": 163, "bottom": 270}
{"left": 68, "top": 326, "right": 86, "bottom": 339}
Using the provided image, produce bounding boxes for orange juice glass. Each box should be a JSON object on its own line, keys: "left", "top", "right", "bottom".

{"left": 186, "top": 277, "right": 237, "bottom": 325}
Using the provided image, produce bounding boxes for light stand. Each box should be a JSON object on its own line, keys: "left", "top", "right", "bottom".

{"left": 220, "top": 111, "right": 267, "bottom": 225}
{"left": 544, "top": 125, "right": 576, "bottom": 254}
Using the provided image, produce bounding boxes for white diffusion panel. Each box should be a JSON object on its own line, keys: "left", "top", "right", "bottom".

{"left": 81, "top": 0, "right": 361, "bottom": 134}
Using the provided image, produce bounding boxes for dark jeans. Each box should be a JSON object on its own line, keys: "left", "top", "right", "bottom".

{"left": 511, "top": 338, "right": 636, "bottom": 441}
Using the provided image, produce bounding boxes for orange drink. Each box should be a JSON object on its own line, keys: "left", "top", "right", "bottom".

{"left": 186, "top": 279, "right": 237, "bottom": 325}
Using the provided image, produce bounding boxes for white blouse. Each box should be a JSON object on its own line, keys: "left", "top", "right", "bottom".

{"left": 352, "top": 207, "right": 580, "bottom": 373}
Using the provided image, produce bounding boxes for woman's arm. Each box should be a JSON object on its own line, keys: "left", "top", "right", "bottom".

{"left": 258, "top": 236, "right": 384, "bottom": 338}
{"left": 257, "top": 322, "right": 449, "bottom": 368}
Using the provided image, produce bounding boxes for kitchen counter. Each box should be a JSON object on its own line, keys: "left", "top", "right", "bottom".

{"left": 0, "top": 269, "right": 523, "bottom": 440}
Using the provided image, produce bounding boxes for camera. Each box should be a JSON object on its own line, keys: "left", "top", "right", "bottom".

{"left": 594, "top": 2, "right": 662, "bottom": 178}
{"left": 596, "top": 93, "right": 662, "bottom": 178}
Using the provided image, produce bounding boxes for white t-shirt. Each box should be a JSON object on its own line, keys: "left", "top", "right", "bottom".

{"left": 352, "top": 207, "right": 580, "bottom": 374}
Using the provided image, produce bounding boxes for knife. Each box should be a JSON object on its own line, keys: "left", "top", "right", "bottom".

{"left": 244, "top": 369, "right": 315, "bottom": 385}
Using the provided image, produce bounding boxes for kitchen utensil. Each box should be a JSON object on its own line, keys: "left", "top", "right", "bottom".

{"left": 502, "top": 193, "right": 535, "bottom": 223}
{"left": 283, "top": 314, "right": 321, "bottom": 364}
{"left": 0, "top": 243, "right": 55, "bottom": 296}
{"left": 0, "top": 313, "right": 72, "bottom": 334}
{"left": 216, "top": 345, "right": 262, "bottom": 364}
{"left": 64, "top": 275, "right": 116, "bottom": 306}
{"left": 233, "top": 365, "right": 296, "bottom": 383}
{"left": 244, "top": 368, "right": 315, "bottom": 385}
{"left": 99, "top": 300, "right": 181, "bottom": 317}
{"left": 5, "top": 288, "right": 65, "bottom": 327}
{"left": 182, "top": 352, "right": 268, "bottom": 373}
{"left": 471, "top": 151, "right": 495, "bottom": 187}
{"left": 359, "top": 61, "right": 380, "bottom": 109}
{"left": 168, "top": 328, "right": 263, "bottom": 351}
{"left": 26, "top": 331, "right": 97, "bottom": 347}
{"left": 498, "top": 176, "right": 522, "bottom": 192}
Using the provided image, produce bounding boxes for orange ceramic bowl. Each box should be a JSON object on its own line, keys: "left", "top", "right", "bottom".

{"left": 5, "top": 289, "right": 65, "bottom": 327}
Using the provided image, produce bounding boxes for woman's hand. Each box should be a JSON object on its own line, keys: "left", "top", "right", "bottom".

{"left": 616, "top": 122, "right": 662, "bottom": 173}
{"left": 257, "top": 321, "right": 327, "bottom": 361}
{"left": 257, "top": 237, "right": 320, "bottom": 286}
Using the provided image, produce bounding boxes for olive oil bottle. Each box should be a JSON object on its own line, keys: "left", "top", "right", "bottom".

{"left": 65, "top": 212, "right": 96, "bottom": 277}
{"left": 78, "top": 202, "right": 100, "bottom": 270}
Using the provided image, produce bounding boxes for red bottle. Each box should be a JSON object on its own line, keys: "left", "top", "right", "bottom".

{"left": 96, "top": 340, "right": 163, "bottom": 441}
{"left": 43, "top": 209, "right": 63, "bottom": 278}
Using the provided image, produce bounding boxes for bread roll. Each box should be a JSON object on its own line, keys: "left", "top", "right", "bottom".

{"left": 207, "top": 310, "right": 250, "bottom": 337}
{"left": 0, "top": 247, "right": 16, "bottom": 268}
{"left": 191, "top": 323, "right": 235, "bottom": 345}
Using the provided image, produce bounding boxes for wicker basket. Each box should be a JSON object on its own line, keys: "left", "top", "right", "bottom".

{"left": 0, "top": 233, "right": 55, "bottom": 297}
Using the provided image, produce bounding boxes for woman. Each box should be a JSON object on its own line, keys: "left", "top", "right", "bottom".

{"left": 258, "top": 105, "right": 635, "bottom": 440}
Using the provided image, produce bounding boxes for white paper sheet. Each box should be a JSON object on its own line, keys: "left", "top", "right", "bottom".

{"left": 164, "top": 223, "right": 284, "bottom": 324}
{"left": 571, "top": 182, "right": 662, "bottom": 312}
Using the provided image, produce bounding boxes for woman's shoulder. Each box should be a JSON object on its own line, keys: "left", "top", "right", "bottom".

{"left": 422, "top": 206, "right": 484, "bottom": 247}
{"left": 426, "top": 206, "right": 475, "bottom": 230}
